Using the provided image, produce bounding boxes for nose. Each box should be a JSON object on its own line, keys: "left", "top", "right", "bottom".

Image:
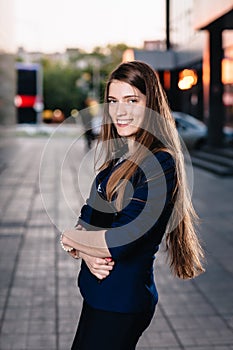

{"left": 116, "top": 101, "right": 127, "bottom": 116}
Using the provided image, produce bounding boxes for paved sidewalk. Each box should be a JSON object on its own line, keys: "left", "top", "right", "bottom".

{"left": 0, "top": 131, "right": 233, "bottom": 350}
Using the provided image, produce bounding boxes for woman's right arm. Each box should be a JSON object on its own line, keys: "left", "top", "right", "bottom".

{"left": 65, "top": 224, "right": 114, "bottom": 280}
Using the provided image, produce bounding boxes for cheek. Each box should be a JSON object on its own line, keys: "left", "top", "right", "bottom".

{"left": 133, "top": 111, "right": 145, "bottom": 126}
{"left": 108, "top": 106, "right": 117, "bottom": 120}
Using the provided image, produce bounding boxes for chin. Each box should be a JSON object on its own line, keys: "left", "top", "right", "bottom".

{"left": 116, "top": 126, "right": 138, "bottom": 138}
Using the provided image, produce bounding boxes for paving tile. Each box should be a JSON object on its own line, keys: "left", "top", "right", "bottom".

{"left": 0, "top": 334, "right": 27, "bottom": 350}
{"left": 0, "top": 135, "right": 233, "bottom": 349}
{"left": 26, "top": 334, "right": 56, "bottom": 350}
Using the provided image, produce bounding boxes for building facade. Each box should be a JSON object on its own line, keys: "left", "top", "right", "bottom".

{"left": 193, "top": 0, "right": 233, "bottom": 146}
{"left": 124, "top": 0, "right": 233, "bottom": 147}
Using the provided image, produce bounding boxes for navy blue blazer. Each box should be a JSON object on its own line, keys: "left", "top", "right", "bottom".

{"left": 77, "top": 150, "right": 176, "bottom": 313}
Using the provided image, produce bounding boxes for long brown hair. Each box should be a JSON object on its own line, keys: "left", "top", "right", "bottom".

{"left": 97, "top": 60, "right": 205, "bottom": 279}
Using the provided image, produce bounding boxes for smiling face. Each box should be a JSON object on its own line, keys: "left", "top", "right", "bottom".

{"left": 107, "top": 80, "right": 147, "bottom": 138}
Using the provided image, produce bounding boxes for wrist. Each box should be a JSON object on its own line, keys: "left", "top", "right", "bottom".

{"left": 78, "top": 251, "right": 83, "bottom": 259}
{"left": 60, "top": 233, "right": 74, "bottom": 253}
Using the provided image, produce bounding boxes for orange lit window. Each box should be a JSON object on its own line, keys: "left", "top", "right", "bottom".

{"left": 163, "top": 71, "right": 171, "bottom": 90}
{"left": 178, "top": 69, "right": 198, "bottom": 90}
{"left": 222, "top": 58, "right": 233, "bottom": 85}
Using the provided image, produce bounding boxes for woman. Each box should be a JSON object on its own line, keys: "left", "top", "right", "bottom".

{"left": 61, "top": 61, "right": 205, "bottom": 349}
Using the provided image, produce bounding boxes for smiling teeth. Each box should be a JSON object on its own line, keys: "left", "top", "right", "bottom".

{"left": 117, "top": 119, "right": 132, "bottom": 125}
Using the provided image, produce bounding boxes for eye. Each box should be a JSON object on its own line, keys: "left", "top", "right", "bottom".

{"left": 108, "top": 98, "right": 117, "bottom": 104}
{"left": 127, "top": 98, "right": 139, "bottom": 104}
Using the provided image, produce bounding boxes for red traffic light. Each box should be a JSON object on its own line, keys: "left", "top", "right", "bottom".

{"left": 14, "top": 95, "right": 37, "bottom": 108}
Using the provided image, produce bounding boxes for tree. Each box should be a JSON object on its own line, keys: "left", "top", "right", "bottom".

{"left": 42, "top": 61, "right": 86, "bottom": 117}
{"left": 42, "top": 43, "right": 131, "bottom": 117}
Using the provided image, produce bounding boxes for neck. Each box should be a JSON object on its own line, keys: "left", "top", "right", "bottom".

{"left": 127, "top": 137, "right": 136, "bottom": 154}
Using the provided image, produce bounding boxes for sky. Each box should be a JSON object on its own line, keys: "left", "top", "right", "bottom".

{"left": 14, "top": 0, "right": 166, "bottom": 53}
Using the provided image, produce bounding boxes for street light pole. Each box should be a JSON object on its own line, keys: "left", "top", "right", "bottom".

{"left": 166, "top": 0, "right": 170, "bottom": 50}
{"left": 207, "top": 29, "right": 224, "bottom": 148}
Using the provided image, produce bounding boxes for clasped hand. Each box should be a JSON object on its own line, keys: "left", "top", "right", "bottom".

{"left": 61, "top": 224, "right": 114, "bottom": 280}
{"left": 79, "top": 252, "right": 114, "bottom": 280}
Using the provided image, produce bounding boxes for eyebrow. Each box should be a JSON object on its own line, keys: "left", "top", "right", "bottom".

{"left": 108, "top": 94, "right": 140, "bottom": 99}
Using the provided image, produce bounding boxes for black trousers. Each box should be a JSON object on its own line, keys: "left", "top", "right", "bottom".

{"left": 71, "top": 301, "right": 155, "bottom": 350}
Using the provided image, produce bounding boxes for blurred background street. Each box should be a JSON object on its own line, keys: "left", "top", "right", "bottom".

{"left": 0, "top": 127, "right": 232, "bottom": 350}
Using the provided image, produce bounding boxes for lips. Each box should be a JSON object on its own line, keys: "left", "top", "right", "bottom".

{"left": 117, "top": 119, "right": 133, "bottom": 126}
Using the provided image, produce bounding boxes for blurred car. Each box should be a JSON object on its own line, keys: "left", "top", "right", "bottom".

{"left": 223, "top": 126, "right": 233, "bottom": 146}
{"left": 92, "top": 110, "right": 232, "bottom": 149}
{"left": 172, "top": 111, "right": 207, "bottom": 150}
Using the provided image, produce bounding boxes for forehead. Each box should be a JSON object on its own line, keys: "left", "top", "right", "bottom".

{"left": 108, "top": 80, "right": 139, "bottom": 97}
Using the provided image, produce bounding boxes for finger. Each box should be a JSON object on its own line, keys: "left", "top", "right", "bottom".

{"left": 86, "top": 262, "right": 110, "bottom": 273}
{"left": 90, "top": 267, "right": 111, "bottom": 276}
{"left": 91, "top": 263, "right": 113, "bottom": 271}
{"left": 92, "top": 270, "right": 110, "bottom": 278}
{"left": 96, "top": 258, "right": 114, "bottom": 266}
{"left": 78, "top": 225, "right": 87, "bottom": 231}
{"left": 69, "top": 250, "right": 79, "bottom": 259}
{"left": 105, "top": 257, "right": 113, "bottom": 262}
{"left": 95, "top": 274, "right": 105, "bottom": 280}
{"left": 75, "top": 224, "right": 86, "bottom": 230}
{"left": 105, "top": 258, "right": 114, "bottom": 266}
